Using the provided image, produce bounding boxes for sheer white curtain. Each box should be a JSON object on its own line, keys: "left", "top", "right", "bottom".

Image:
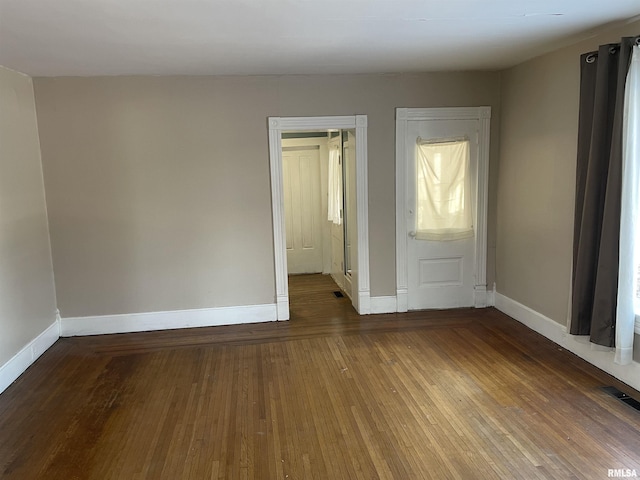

{"left": 327, "top": 146, "right": 342, "bottom": 225}
{"left": 615, "top": 45, "right": 639, "bottom": 365}
{"left": 415, "top": 137, "right": 473, "bottom": 241}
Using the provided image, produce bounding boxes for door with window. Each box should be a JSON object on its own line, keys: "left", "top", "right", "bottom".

{"left": 403, "top": 116, "right": 482, "bottom": 310}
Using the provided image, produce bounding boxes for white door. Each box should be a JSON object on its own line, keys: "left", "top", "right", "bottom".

{"left": 405, "top": 118, "right": 480, "bottom": 310}
{"left": 283, "top": 146, "right": 323, "bottom": 274}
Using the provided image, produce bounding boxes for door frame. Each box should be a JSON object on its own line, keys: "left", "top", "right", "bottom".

{"left": 268, "top": 115, "right": 370, "bottom": 320}
{"left": 395, "top": 107, "right": 491, "bottom": 312}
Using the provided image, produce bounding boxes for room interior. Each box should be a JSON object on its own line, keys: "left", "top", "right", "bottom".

{"left": 1, "top": 1, "right": 640, "bottom": 477}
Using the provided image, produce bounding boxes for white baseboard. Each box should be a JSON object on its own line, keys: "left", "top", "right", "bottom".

{"left": 396, "top": 290, "right": 408, "bottom": 313}
{"left": 330, "top": 272, "right": 346, "bottom": 294}
{"left": 474, "top": 285, "right": 488, "bottom": 308}
{"left": 357, "top": 290, "right": 371, "bottom": 315}
{"left": 495, "top": 293, "right": 640, "bottom": 393}
{"left": 372, "top": 288, "right": 494, "bottom": 315}
{"left": 276, "top": 295, "right": 289, "bottom": 321}
{"left": 370, "top": 296, "right": 397, "bottom": 314}
{"left": 0, "top": 319, "right": 60, "bottom": 395}
{"left": 61, "top": 303, "right": 279, "bottom": 337}
{"left": 487, "top": 283, "right": 496, "bottom": 307}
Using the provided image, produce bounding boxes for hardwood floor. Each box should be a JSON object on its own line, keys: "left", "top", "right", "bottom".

{"left": 1, "top": 274, "right": 639, "bottom": 479}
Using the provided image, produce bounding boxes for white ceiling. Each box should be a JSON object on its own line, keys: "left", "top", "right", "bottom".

{"left": 1, "top": 0, "right": 639, "bottom": 77}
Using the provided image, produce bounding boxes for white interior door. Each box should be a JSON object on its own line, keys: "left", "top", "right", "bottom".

{"left": 283, "top": 146, "right": 323, "bottom": 274}
{"left": 405, "top": 119, "right": 480, "bottom": 310}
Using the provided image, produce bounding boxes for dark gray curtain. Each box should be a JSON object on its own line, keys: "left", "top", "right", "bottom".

{"left": 571, "top": 36, "right": 639, "bottom": 345}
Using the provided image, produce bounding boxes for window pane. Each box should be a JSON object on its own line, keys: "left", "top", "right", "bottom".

{"left": 416, "top": 138, "right": 473, "bottom": 241}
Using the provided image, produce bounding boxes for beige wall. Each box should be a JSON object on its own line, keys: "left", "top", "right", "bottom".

{"left": 497, "top": 19, "right": 640, "bottom": 325}
{"left": 33, "top": 72, "right": 501, "bottom": 318}
{"left": 0, "top": 66, "right": 57, "bottom": 366}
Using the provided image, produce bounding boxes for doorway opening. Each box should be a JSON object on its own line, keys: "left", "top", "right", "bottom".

{"left": 268, "top": 116, "right": 370, "bottom": 320}
{"left": 281, "top": 129, "right": 355, "bottom": 317}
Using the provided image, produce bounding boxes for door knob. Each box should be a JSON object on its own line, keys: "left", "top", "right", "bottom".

{"left": 409, "top": 231, "right": 417, "bottom": 238}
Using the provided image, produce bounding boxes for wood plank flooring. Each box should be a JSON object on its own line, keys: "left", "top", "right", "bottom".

{"left": 1, "top": 274, "right": 639, "bottom": 479}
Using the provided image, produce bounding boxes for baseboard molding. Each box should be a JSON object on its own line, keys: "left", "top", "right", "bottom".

{"left": 396, "top": 290, "right": 408, "bottom": 313}
{"left": 276, "top": 295, "right": 289, "bottom": 321}
{"left": 370, "top": 296, "right": 397, "bottom": 314}
{"left": 61, "top": 303, "right": 279, "bottom": 337}
{"left": 330, "top": 272, "right": 346, "bottom": 294}
{"left": 357, "top": 290, "right": 371, "bottom": 315}
{"left": 375, "top": 288, "right": 495, "bottom": 315}
{"left": 474, "top": 285, "right": 488, "bottom": 308}
{"left": 487, "top": 284, "right": 496, "bottom": 307}
{"left": 0, "top": 319, "right": 60, "bottom": 395}
{"left": 495, "top": 293, "right": 640, "bottom": 393}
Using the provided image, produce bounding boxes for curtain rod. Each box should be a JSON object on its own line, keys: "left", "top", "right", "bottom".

{"left": 585, "top": 35, "right": 640, "bottom": 63}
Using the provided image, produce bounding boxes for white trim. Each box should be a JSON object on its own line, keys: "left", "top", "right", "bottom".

{"left": 268, "top": 121, "right": 289, "bottom": 321}
{"left": 495, "top": 293, "right": 640, "bottom": 393}
{"left": 487, "top": 283, "right": 496, "bottom": 307}
{"left": 396, "top": 289, "right": 409, "bottom": 313}
{"left": 0, "top": 319, "right": 60, "bottom": 395}
{"left": 354, "top": 115, "right": 371, "bottom": 314}
{"left": 343, "top": 272, "right": 353, "bottom": 300}
{"left": 474, "top": 286, "right": 488, "bottom": 308}
{"left": 370, "top": 296, "right": 397, "bottom": 314}
{"left": 475, "top": 283, "right": 497, "bottom": 308}
{"left": 395, "top": 107, "right": 491, "bottom": 311}
{"left": 268, "top": 116, "right": 371, "bottom": 318}
{"left": 476, "top": 107, "right": 491, "bottom": 303}
{"left": 331, "top": 272, "right": 346, "bottom": 295}
{"left": 401, "top": 107, "right": 492, "bottom": 121}
{"left": 395, "top": 109, "right": 409, "bottom": 313}
{"left": 60, "top": 304, "right": 278, "bottom": 337}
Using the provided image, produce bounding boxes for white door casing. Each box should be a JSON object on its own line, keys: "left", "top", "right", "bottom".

{"left": 268, "top": 116, "right": 370, "bottom": 320}
{"left": 328, "top": 136, "right": 346, "bottom": 292}
{"left": 396, "top": 107, "right": 491, "bottom": 312}
{"left": 327, "top": 130, "right": 357, "bottom": 300}
{"left": 283, "top": 146, "right": 323, "bottom": 274}
{"left": 343, "top": 131, "right": 357, "bottom": 298}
